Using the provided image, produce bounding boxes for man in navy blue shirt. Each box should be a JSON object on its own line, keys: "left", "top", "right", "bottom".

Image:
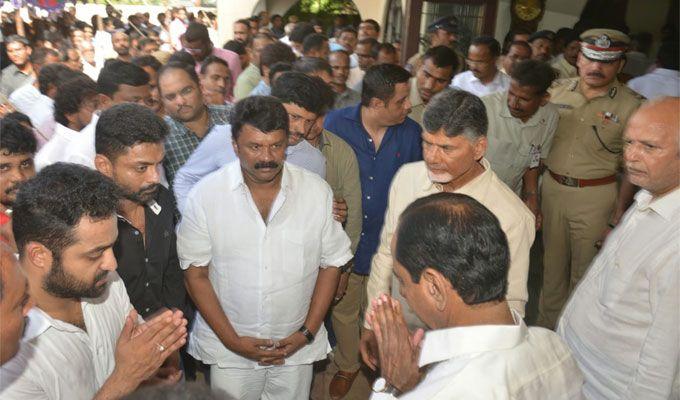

{"left": 323, "top": 63, "right": 422, "bottom": 398}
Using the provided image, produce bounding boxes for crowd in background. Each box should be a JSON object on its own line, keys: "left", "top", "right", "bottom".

{"left": 0, "top": 3, "right": 678, "bottom": 400}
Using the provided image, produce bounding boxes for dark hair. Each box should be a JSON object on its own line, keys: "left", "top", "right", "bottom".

{"left": 3, "top": 111, "right": 32, "bottom": 127}
{"left": 0, "top": 118, "right": 37, "bottom": 155}
{"left": 471, "top": 35, "right": 501, "bottom": 58}
{"left": 183, "top": 22, "right": 210, "bottom": 43}
{"left": 293, "top": 57, "right": 332, "bottom": 76}
{"left": 60, "top": 47, "right": 79, "bottom": 62}
{"left": 330, "top": 49, "right": 350, "bottom": 59}
{"left": 54, "top": 74, "right": 98, "bottom": 126}
{"left": 422, "top": 45, "right": 458, "bottom": 71}
{"left": 268, "top": 62, "right": 293, "bottom": 82}
{"left": 158, "top": 61, "right": 200, "bottom": 90}
{"left": 302, "top": 33, "right": 328, "bottom": 55}
{"left": 168, "top": 50, "right": 196, "bottom": 67}
{"left": 30, "top": 47, "right": 59, "bottom": 67}
{"left": 131, "top": 55, "right": 162, "bottom": 71}
{"left": 423, "top": 89, "right": 487, "bottom": 139}
{"left": 260, "top": 42, "right": 297, "bottom": 73}
{"left": 510, "top": 59, "right": 557, "bottom": 94}
{"left": 137, "top": 37, "right": 157, "bottom": 51}
{"left": 5, "top": 35, "right": 29, "bottom": 47}
{"left": 357, "top": 38, "right": 380, "bottom": 58}
{"left": 230, "top": 96, "right": 289, "bottom": 140}
{"left": 38, "top": 63, "right": 80, "bottom": 95}
{"left": 271, "top": 71, "right": 334, "bottom": 116}
{"left": 339, "top": 26, "right": 357, "bottom": 37}
{"left": 223, "top": 40, "right": 246, "bottom": 55}
{"left": 377, "top": 42, "right": 397, "bottom": 55}
{"left": 95, "top": 103, "right": 168, "bottom": 159}
{"left": 234, "top": 18, "right": 251, "bottom": 29}
{"left": 97, "top": 60, "right": 150, "bottom": 97}
{"left": 271, "top": 14, "right": 282, "bottom": 22}
{"left": 289, "top": 22, "right": 316, "bottom": 44}
{"left": 507, "top": 40, "right": 532, "bottom": 55}
{"left": 395, "top": 192, "right": 509, "bottom": 305}
{"left": 199, "top": 55, "right": 230, "bottom": 75}
{"left": 361, "top": 19, "right": 380, "bottom": 33}
{"left": 361, "top": 63, "right": 411, "bottom": 107}
{"left": 12, "top": 163, "right": 120, "bottom": 256}
{"left": 657, "top": 39, "right": 679, "bottom": 70}
{"left": 556, "top": 28, "right": 580, "bottom": 47}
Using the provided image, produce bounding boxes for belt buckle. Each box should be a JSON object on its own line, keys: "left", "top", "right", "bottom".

{"left": 560, "top": 176, "right": 579, "bottom": 187}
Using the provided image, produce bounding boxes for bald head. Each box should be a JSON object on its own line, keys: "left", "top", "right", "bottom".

{"left": 624, "top": 96, "right": 680, "bottom": 196}
{"left": 0, "top": 243, "right": 29, "bottom": 365}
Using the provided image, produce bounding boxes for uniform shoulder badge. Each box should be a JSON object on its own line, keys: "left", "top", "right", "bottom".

{"left": 608, "top": 86, "right": 618, "bottom": 98}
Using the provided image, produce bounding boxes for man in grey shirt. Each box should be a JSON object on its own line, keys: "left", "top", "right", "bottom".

{"left": 329, "top": 50, "right": 361, "bottom": 109}
{"left": 0, "top": 36, "right": 34, "bottom": 97}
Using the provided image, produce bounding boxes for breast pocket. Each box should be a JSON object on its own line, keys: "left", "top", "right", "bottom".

{"left": 279, "top": 229, "right": 306, "bottom": 284}
{"left": 590, "top": 121, "right": 623, "bottom": 154}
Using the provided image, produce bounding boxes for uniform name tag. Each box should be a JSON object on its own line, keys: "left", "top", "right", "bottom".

{"left": 529, "top": 144, "right": 541, "bottom": 168}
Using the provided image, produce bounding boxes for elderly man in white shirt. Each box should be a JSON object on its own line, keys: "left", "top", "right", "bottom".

{"left": 558, "top": 97, "right": 680, "bottom": 400}
{"left": 450, "top": 36, "right": 509, "bottom": 97}
{"left": 178, "top": 96, "right": 353, "bottom": 400}
{"left": 360, "top": 89, "right": 535, "bottom": 361}
{"left": 0, "top": 163, "right": 188, "bottom": 400}
{"left": 366, "top": 192, "right": 583, "bottom": 399}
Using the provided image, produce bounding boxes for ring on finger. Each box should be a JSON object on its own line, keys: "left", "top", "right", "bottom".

{"left": 157, "top": 343, "right": 165, "bottom": 352}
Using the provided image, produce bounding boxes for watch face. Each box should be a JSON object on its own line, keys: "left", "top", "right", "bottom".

{"left": 373, "top": 377, "right": 388, "bottom": 392}
{"left": 514, "top": 0, "right": 542, "bottom": 21}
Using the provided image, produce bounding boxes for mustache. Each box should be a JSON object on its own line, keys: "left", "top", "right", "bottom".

{"left": 254, "top": 161, "right": 279, "bottom": 169}
{"left": 4, "top": 185, "right": 18, "bottom": 195}
{"left": 587, "top": 72, "right": 605, "bottom": 78}
{"left": 139, "top": 183, "right": 160, "bottom": 194}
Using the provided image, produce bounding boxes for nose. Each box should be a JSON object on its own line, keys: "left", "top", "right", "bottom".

{"left": 101, "top": 248, "right": 118, "bottom": 272}
{"left": 422, "top": 77, "right": 434, "bottom": 90}
{"left": 624, "top": 142, "right": 640, "bottom": 163}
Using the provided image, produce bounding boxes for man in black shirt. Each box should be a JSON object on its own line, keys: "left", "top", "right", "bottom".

{"left": 94, "top": 102, "right": 187, "bottom": 319}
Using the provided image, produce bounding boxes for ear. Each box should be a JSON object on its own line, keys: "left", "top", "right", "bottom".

{"left": 231, "top": 137, "right": 239, "bottom": 155}
{"left": 473, "top": 136, "right": 488, "bottom": 161}
{"left": 617, "top": 58, "right": 626, "bottom": 73}
{"left": 421, "top": 268, "right": 449, "bottom": 312}
{"left": 23, "top": 241, "right": 53, "bottom": 272}
{"left": 97, "top": 93, "right": 112, "bottom": 111}
{"left": 368, "top": 97, "right": 383, "bottom": 109}
{"left": 65, "top": 112, "right": 79, "bottom": 129}
{"left": 540, "top": 92, "right": 551, "bottom": 107}
{"left": 94, "top": 154, "right": 114, "bottom": 178}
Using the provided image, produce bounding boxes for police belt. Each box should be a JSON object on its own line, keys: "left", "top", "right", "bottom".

{"left": 549, "top": 170, "right": 617, "bottom": 188}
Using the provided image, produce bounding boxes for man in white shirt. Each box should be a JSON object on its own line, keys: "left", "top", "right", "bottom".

{"left": 179, "top": 96, "right": 353, "bottom": 400}
{"left": 34, "top": 75, "right": 100, "bottom": 171}
{"left": 482, "top": 59, "right": 559, "bottom": 224}
{"left": 558, "top": 97, "right": 680, "bottom": 400}
{"left": 627, "top": 40, "right": 680, "bottom": 99}
{"left": 360, "top": 89, "right": 535, "bottom": 368}
{"left": 0, "top": 163, "right": 188, "bottom": 399}
{"left": 367, "top": 192, "right": 583, "bottom": 399}
{"left": 450, "top": 36, "right": 509, "bottom": 97}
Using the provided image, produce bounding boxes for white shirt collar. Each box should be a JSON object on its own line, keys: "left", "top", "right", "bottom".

{"left": 634, "top": 186, "right": 680, "bottom": 221}
{"left": 422, "top": 158, "right": 493, "bottom": 192}
{"left": 469, "top": 70, "right": 505, "bottom": 87}
{"left": 225, "top": 159, "right": 292, "bottom": 195}
{"left": 418, "top": 309, "right": 527, "bottom": 367}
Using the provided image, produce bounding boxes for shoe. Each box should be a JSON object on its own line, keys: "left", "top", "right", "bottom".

{"left": 329, "top": 369, "right": 359, "bottom": 399}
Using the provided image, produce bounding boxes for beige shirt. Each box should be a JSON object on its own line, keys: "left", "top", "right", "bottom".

{"left": 546, "top": 78, "right": 644, "bottom": 179}
{"left": 320, "top": 129, "right": 363, "bottom": 252}
{"left": 482, "top": 91, "right": 559, "bottom": 194}
{"left": 408, "top": 77, "right": 426, "bottom": 127}
{"left": 551, "top": 54, "right": 578, "bottom": 79}
{"left": 365, "top": 159, "right": 535, "bottom": 328}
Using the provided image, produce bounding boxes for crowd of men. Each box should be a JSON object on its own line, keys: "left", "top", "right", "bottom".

{"left": 0, "top": 4, "right": 678, "bottom": 400}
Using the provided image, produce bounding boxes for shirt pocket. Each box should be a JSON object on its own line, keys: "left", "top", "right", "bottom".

{"left": 589, "top": 119, "right": 623, "bottom": 155}
{"left": 279, "top": 229, "right": 306, "bottom": 284}
{"left": 490, "top": 139, "right": 531, "bottom": 173}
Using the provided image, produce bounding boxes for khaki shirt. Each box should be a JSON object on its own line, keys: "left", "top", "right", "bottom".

{"left": 408, "top": 77, "right": 426, "bottom": 127}
{"left": 234, "top": 63, "right": 261, "bottom": 100}
{"left": 482, "top": 91, "right": 559, "bottom": 194}
{"left": 320, "top": 129, "right": 363, "bottom": 253}
{"left": 546, "top": 78, "right": 644, "bottom": 179}
{"left": 365, "top": 159, "right": 535, "bottom": 328}
{"left": 551, "top": 55, "right": 578, "bottom": 80}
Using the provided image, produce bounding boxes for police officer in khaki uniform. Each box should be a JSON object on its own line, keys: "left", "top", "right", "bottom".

{"left": 537, "top": 29, "right": 644, "bottom": 329}
{"left": 405, "top": 16, "right": 464, "bottom": 76}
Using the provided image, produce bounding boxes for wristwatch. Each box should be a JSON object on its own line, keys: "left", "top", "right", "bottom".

{"left": 372, "top": 377, "right": 401, "bottom": 396}
{"left": 298, "top": 325, "right": 314, "bottom": 344}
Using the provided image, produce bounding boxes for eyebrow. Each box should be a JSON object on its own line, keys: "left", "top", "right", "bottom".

{"left": 87, "top": 239, "right": 118, "bottom": 255}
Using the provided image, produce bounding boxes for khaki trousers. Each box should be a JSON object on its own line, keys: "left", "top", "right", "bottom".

{"left": 331, "top": 272, "right": 368, "bottom": 372}
{"left": 537, "top": 173, "right": 617, "bottom": 329}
